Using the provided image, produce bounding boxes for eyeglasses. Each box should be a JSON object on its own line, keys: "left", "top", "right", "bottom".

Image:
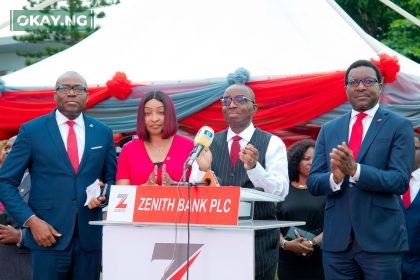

{"left": 220, "top": 95, "right": 255, "bottom": 106}
{"left": 346, "top": 77, "right": 379, "bottom": 88}
{"left": 56, "top": 85, "right": 87, "bottom": 95}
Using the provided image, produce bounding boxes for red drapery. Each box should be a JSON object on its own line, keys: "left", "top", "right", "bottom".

{"left": 0, "top": 71, "right": 346, "bottom": 140}
{"left": 179, "top": 71, "right": 346, "bottom": 133}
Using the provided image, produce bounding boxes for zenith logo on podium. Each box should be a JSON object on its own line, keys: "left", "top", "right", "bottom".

{"left": 115, "top": 193, "right": 128, "bottom": 210}
{"left": 152, "top": 243, "right": 204, "bottom": 280}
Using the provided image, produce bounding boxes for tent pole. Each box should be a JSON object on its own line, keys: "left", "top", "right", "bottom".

{"left": 379, "top": 0, "right": 420, "bottom": 28}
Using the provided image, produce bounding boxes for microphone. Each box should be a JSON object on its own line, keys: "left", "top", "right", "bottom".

{"left": 184, "top": 126, "right": 214, "bottom": 169}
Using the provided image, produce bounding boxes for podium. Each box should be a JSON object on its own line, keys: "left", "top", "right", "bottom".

{"left": 91, "top": 185, "right": 305, "bottom": 279}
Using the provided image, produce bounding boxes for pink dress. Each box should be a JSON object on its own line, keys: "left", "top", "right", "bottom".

{"left": 116, "top": 134, "right": 194, "bottom": 185}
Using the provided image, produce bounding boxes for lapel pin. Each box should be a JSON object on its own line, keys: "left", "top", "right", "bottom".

{"left": 377, "top": 119, "right": 382, "bottom": 123}
{"left": 89, "top": 124, "right": 94, "bottom": 128}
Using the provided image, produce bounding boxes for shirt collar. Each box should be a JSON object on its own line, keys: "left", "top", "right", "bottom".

{"left": 55, "top": 110, "right": 85, "bottom": 128}
{"left": 351, "top": 103, "right": 379, "bottom": 119}
{"left": 227, "top": 123, "right": 255, "bottom": 142}
{"left": 412, "top": 168, "right": 420, "bottom": 180}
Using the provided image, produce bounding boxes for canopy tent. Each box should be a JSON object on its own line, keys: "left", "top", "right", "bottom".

{"left": 1, "top": 0, "right": 419, "bottom": 143}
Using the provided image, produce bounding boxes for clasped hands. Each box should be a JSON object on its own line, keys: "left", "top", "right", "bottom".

{"left": 142, "top": 164, "right": 175, "bottom": 186}
{"left": 196, "top": 144, "right": 259, "bottom": 171}
{"left": 330, "top": 142, "right": 358, "bottom": 183}
{"left": 281, "top": 229, "right": 314, "bottom": 257}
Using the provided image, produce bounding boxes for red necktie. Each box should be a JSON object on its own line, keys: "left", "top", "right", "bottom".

{"left": 402, "top": 180, "right": 412, "bottom": 208}
{"left": 0, "top": 202, "right": 4, "bottom": 212}
{"left": 348, "top": 113, "right": 367, "bottom": 159}
{"left": 230, "top": 135, "right": 242, "bottom": 165}
{"left": 66, "top": 120, "right": 79, "bottom": 172}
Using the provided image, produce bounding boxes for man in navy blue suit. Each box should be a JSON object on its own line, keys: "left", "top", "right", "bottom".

{"left": 0, "top": 71, "right": 117, "bottom": 280}
{"left": 308, "top": 60, "right": 414, "bottom": 280}
{"left": 402, "top": 134, "right": 420, "bottom": 280}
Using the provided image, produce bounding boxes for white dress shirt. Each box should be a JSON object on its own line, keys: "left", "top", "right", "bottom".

{"left": 329, "top": 103, "right": 379, "bottom": 191}
{"left": 407, "top": 168, "right": 420, "bottom": 203}
{"left": 190, "top": 123, "right": 289, "bottom": 199}
{"left": 56, "top": 110, "right": 85, "bottom": 163}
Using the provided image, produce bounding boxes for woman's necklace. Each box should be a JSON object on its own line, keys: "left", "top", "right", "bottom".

{"left": 147, "top": 137, "right": 172, "bottom": 155}
{"left": 150, "top": 143, "right": 163, "bottom": 155}
{"left": 292, "top": 181, "right": 307, "bottom": 189}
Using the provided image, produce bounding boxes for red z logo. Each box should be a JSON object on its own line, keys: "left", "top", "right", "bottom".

{"left": 115, "top": 193, "right": 128, "bottom": 209}
{"left": 152, "top": 243, "right": 204, "bottom": 280}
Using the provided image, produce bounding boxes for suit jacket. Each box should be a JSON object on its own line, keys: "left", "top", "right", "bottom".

{"left": 0, "top": 110, "right": 116, "bottom": 251}
{"left": 307, "top": 107, "right": 414, "bottom": 253}
{"left": 402, "top": 170, "right": 420, "bottom": 278}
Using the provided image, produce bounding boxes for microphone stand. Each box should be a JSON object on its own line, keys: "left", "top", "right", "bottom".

{"left": 181, "top": 163, "right": 191, "bottom": 280}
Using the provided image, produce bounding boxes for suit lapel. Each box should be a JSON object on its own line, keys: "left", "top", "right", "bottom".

{"left": 45, "top": 111, "right": 75, "bottom": 173}
{"left": 358, "top": 109, "right": 387, "bottom": 161}
{"left": 337, "top": 113, "right": 351, "bottom": 145}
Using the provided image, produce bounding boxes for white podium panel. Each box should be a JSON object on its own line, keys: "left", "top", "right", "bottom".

{"left": 101, "top": 224, "right": 254, "bottom": 279}
{"left": 95, "top": 185, "right": 305, "bottom": 279}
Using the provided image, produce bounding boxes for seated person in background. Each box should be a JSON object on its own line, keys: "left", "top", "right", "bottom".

{"left": 0, "top": 135, "right": 32, "bottom": 280}
{"left": 277, "top": 139, "right": 325, "bottom": 280}
{"left": 116, "top": 90, "right": 194, "bottom": 185}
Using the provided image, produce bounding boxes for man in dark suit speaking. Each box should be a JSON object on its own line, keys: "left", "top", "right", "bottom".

{"left": 308, "top": 60, "right": 414, "bottom": 280}
{"left": 191, "top": 82, "right": 289, "bottom": 280}
{"left": 0, "top": 71, "right": 117, "bottom": 280}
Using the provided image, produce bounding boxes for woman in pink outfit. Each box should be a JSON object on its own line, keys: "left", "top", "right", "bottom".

{"left": 116, "top": 91, "right": 194, "bottom": 186}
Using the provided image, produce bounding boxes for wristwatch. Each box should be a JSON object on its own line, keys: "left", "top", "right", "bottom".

{"left": 308, "top": 239, "right": 318, "bottom": 248}
{"left": 280, "top": 239, "right": 288, "bottom": 250}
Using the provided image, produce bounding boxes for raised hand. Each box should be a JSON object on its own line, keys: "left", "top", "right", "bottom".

{"left": 161, "top": 164, "right": 174, "bottom": 186}
{"left": 196, "top": 147, "right": 212, "bottom": 171}
{"left": 240, "top": 143, "right": 259, "bottom": 170}
{"left": 330, "top": 142, "right": 358, "bottom": 177}
{"left": 142, "top": 165, "right": 158, "bottom": 186}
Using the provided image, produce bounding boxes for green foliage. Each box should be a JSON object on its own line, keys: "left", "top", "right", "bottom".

{"left": 14, "top": 0, "right": 118, "bottom": 65}
{"left": 336, "top": 0, "right": 420, "bottom": 63}
{"left": 383, "top": 19, "right": 420, "bottom": 62}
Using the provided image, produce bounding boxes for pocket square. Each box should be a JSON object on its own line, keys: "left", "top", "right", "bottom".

{"left": 91, "top": 146, "right": 103, "bottom": 150}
